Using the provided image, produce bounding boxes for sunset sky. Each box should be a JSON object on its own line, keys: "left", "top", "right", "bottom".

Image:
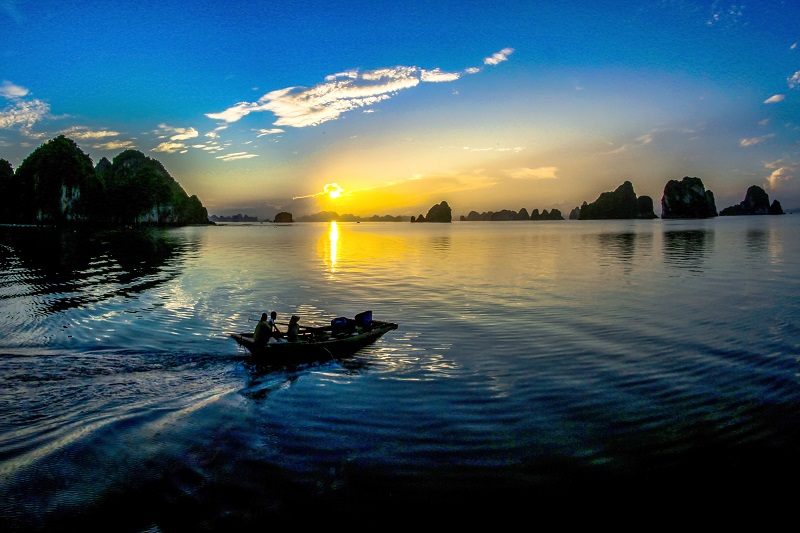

{"left": 2, "top": 1, "right": 799, "bottom": 218}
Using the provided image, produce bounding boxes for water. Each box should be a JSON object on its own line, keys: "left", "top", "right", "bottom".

{"left": 1, "top": 218, "right": 799, "bottom": 528}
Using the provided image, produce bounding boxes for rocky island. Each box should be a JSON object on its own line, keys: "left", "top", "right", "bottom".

{"left": 719, "top": 185, "right": 784, "bottom": 216}
{"left": 0, "top": 136, "right": 210, "bottom": 227}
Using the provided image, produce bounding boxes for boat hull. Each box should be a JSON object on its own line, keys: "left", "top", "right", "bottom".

{"left": 230, "top": 320, "right": 398, "bottom": 365}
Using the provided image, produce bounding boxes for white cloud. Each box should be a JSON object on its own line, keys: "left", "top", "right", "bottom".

{"left": 788, "top": 71, "right": 800, "bottom": 89}
{"left": 484, "top": 48, "right": 514, "bottom": 66}
{"left": 506, "top": 167, "right": 559, "bottom": 180}
{"left": 739, "top": 134, "right": 775, "bottom": 147}
{"left": 152, "top": 141, "right": 186, "bottom": 153}
{"left": 153, "top": 123, "right": 199, "bottom": 141}
{"left": 56, "top": 126, "right": 120, "bottom": 139}
{"left": 207, "top": 53, "right": 501, "bottom": 128}
{"left": 216, "top": 152, "right": 258, "bottom": 161}
{"left": 255, "top": 128, "right": 284, "bottom": 137}
{"left": 764, "top": 94, "right": 785, "bottom": 104}
{"left": 0, "top": 80, "right": 29, "bottom": 98}
{"left": 93, "top": 140, "right": 136, "bottom": 150}
{"left": 0, "top": 98, "right": 50, "bottom": 134}
{"left": 764, "top": 160, "right": 799, "bottom": 189}
{"left": 170, "top": 127, "right": 198, "bottom": 141}
{"left": 421, "top": 68, "right": 461, "bottom": 82}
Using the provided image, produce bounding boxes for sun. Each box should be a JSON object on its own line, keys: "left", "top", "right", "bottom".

{"left": 324, "top": 183, "right": 343, "bottom": 199}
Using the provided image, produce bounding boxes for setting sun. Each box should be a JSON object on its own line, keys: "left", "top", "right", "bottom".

{"left": 325, "top": 183, "right": 343, "bottom": 199}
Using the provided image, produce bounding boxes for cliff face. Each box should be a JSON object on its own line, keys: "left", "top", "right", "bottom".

{"left": 719, "top": 185, "right": 784, "bottom": 216}
{"left": 661, "top": 177, "right": 717, "bottom": 219}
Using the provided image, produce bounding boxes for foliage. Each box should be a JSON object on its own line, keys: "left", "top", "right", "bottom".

{"left": 2, "top": 137, "right": 210, "bottom": 227}
{"left": 0, "top": 158, "right": 14, "bottom": 222}
{"left": 13, "top": 136, "right": 101, "bottom": 223}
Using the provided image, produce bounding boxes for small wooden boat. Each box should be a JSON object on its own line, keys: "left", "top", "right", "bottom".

{"left": 230, "top": 311, "right": 398, "bottom": 365}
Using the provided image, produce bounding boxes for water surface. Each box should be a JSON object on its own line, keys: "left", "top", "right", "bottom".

{"left": 1, "top": 218, "right": 799, "bottom": 527}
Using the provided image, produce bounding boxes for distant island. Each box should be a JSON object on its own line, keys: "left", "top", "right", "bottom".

{"left": 0, "top": 135, "right": 210, "bottom": 227}
{"left": 218, "top": 178, "right": 787, "bottom": 224}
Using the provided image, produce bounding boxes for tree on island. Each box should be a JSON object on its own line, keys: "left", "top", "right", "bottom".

{"left": 0, "top": 136, "right": 210, "bottom": 227}
{"left": 11, "top": 136, "right": 104, "bottom": 224}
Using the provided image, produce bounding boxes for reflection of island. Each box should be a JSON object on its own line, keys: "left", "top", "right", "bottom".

{"left": 593, "top": 231, "right": 653, "bottom": 275}
{"left": 0, "top": 226, "right": 187, "bottom": 314}
{"left": 663, "top": 229, "right": 713, "bottom": 272}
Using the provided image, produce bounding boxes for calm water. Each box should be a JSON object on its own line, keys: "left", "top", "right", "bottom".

{"left": 1, "top": 218, "right": 799, "bottom": 528}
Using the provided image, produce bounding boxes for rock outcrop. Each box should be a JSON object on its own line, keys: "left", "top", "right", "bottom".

{"left": 719, "top": 185, "right": 784, "bottom": 216}
{"left": 579, "top": 181, "right": 658, "bottom": 219}
{"left": 273, "top": 211, "right": 293, "bottom": 222}
{"left": 420, "top": 201, "right": 451, "bottom": 223}
{"left": 661, "top": 176, "right": 717, "bottom": 219}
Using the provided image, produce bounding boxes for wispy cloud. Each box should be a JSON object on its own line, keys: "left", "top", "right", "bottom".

{"left": 255, "top": 128, "right": 284, "bottom": 137}
{"left": 93, "top": 140, "right": 136, "bottom": 151}
{"left": 56, "top": 125, "right": 120, "bottom": 139}
{"left": 216, "top": 152, "right": 258, "bottom": 161}
{"left": 739, "top": 134, "right": 775, "bottom": 147}
{"left": 788, "top": 71, "right": 800, "bottom": 89}
{"left": 206, "top": 49, "right": 514, "bottom": 129}
{"left": 0, "top": 80, "right": 50, "bottom": 137}
{"left": 0, "top": 80, "right": 28, "bottom": 98}
{"left": 706, "top": 1, "right": 746, "bottom": 26}
{"left": 152, "top": 141, "right": 187, "bottom": 154}
{"left": 506, "top": 167, "right": 559, "bottom": 180}
{"left": 462, "top": 145, "right": 524, "bottom": 153}
{"left": 483, "top": 48, "right": 514, "bottom": 66}
{"left": 764, "top": 94, "right": 785, "bottom": 104}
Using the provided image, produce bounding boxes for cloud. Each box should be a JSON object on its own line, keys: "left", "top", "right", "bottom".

{"left": 421, "top": 68, "right": 461, "bottom": 82}
{"left": 207, "top": 50, "right": 512, "bottom": 128}
{"left": 152, "top": 141, "right": 186, "bottom": 153}
{"left": 0, "top": 81, "right": 50, "bottom": 136}
{"left": 0, "top": 97, "right": 50, "bottom": 134}
{"left": 739, "top": 134, "right": 775, "bottom": 147}
{"left": 0, "top": 80, "right": 28, "bottom": 98}
{"left": 484, "top": 48, "right": 514, "bottom": 66}
{"left": 93, "top": 140, "right": 136, "bottom": 151}
{"left": 255, "top": 128, "right": 284, "bottom": 137}
{"left": 216, "top": 152, "right": 258, "bottom": 161}
{"left": 56, "top": 125, "right": 121, "bottom": 139}
{"left": 462, "top": 145, "right": 524, "bottom": 152}
{"left": 506, "top": 167, "right": 559, "bottom": 180}
{"left": 788, "top": 71, "right": 800, "bottom": 89}
{"left": 764, "top": 94, "right": 785, "bottom": 104}
{"left": 764, "top": 160, "right": 799, "bottom": 189}
{"left": 153, "top": 123, "right": 199, "bottom": 141}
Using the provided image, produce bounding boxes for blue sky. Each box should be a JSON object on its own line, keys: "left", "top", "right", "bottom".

{"left": 2, "top": 0, "right": 799, "bottom": 218}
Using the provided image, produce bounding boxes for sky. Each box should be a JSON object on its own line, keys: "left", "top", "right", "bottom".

{"left": 1, "top": 0, "right": 799, "bottom": 219}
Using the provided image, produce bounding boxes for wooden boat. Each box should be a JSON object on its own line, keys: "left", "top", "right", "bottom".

{"left": 230, "top": 311, "right": 398, "bottom": 365}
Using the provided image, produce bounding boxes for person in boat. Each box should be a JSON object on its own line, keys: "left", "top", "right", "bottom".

{"left": 253, "top": 313, "right": 272, "bottom": 346}
{"left": 268, "top": 310, "right": 282, "bottom": 340}
{"left": 287, "top": 315, "right": 301, "bottom": 342}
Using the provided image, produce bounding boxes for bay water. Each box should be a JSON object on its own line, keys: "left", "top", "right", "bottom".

{"left": 1, "top": 217, "right": 799, "bottom": 528}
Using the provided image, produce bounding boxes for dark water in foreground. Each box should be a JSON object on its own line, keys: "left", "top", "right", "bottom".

{"left": 1, "top": 218, "right": 799, "bottom": 528}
